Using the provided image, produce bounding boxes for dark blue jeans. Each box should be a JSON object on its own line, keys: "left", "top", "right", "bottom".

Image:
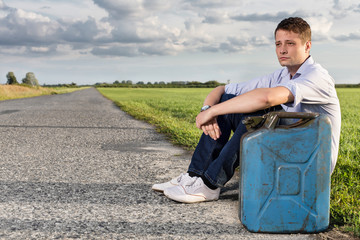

{"left": 188, "top": 93, "right": 281, "bottom": 188}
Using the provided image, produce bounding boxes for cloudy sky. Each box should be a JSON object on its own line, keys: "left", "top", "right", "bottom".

{"left": 0, "top": 0, "right": 359, "bottom": 85}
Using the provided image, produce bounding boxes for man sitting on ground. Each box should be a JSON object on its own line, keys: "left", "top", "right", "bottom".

{"left": 152, "top": 17, "right": 341, "bottom": 204}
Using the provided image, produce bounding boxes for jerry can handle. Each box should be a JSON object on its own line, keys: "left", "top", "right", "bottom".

{"left": 243, "top": 112, "right": 320, "bottom": 131}
{"left": 264, "top": 112, "right": 319, "bottom": 130}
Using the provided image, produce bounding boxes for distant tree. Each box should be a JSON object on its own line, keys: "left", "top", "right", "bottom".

{"left": 22, "top": 72, "right": 39, "bottom": 86}
{"left": 6, "top": 72, "right": 18, "bottom": 85}
{"left": 136, "top": 81, "right": 144, "bottom": 85}
{"left": 126, "top": 80, "right": 132, "bottom": 85}
{"left": 204, "top": 80, "right": 220, "bottom": 86}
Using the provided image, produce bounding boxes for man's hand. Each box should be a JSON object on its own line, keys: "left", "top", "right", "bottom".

{"left": 196, "top": 110, "right": 221, "bottom": 140}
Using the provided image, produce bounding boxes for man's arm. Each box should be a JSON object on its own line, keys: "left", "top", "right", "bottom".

{"left": 202, "top": 86, "right": 225, "bottom": 106}
{"left": 198, "top": 86, "right": 225, "bottom": 139}
{"left": 196, "top": 86, "right": 294, "bottom": 138}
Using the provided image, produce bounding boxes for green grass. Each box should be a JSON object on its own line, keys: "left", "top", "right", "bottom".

{"left": 330, "top": 88, "right": 360, "bottom": 236}
{"left": 98, "top": 87, "right": 360, "bottom": 236}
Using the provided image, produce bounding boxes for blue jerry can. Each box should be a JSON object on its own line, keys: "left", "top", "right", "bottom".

{"left": 239, "top": 112, "right": 332, "bottom": 233}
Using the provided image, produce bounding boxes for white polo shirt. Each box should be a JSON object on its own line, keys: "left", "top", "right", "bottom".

{"left": 225, "top": 56, "right": 341, "bottom": 173}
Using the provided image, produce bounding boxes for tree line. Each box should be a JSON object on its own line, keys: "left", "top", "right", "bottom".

{"left": 95, "top": 80, "right": 225, "bottom": 88}
{"left": 6, "top": 72, "right": 358, "bottom": 88}
{"left": 335, "top": 83, "right": 360, "bottom": 88}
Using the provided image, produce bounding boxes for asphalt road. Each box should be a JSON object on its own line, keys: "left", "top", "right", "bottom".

{"left": 0, "top": 88, "right": 319, "bottom": 239}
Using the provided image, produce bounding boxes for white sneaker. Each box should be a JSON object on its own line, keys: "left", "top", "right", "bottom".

{"left": 164, "top": 177, "right": 220, "bottom": 203}
{"left": 152, "top": 173, "right": 193, "bottom": 192}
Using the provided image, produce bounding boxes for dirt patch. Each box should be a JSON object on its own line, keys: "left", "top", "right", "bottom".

{"left": 317, "top": 228, "right": 359, "bottom": 240}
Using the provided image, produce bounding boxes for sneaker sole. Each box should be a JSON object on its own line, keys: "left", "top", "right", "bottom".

{"left": 164, "top": 189, "right": 219, "bottom": 203}
{"left": 164, "top": 194, "right": 219, "bottom": 203}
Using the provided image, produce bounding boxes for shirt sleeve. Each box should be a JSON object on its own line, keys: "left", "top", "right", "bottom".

{"left": 278, "top": 69, "right": 333, "bottom": 107}
{"left": 225, "top": 70, "right": 282, "bottom": 95}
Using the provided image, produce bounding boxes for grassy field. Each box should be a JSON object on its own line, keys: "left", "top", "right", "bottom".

{"left": 0, "top": 85, "right": 87, "bottom": 101}
{"left": 98, "top": 87, "right": 360, "bottom": 237}
{"left": 330, "top": 88, "right": 360, "bottom": 236}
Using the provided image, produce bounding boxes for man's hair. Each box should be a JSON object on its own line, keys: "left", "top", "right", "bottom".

{"left": 275, "top": 17, "right": 311, "bottom": 43}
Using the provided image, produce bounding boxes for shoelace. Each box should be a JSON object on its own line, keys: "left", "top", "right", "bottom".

{"left": 176, "top": 173, "right": 187, "bottom": 183}
{"left": 184, "top": 176, "right": 201, "bottom": 189}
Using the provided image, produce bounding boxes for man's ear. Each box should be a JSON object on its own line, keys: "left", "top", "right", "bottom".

{"left": 305, "top": 41, "right": 312, "bottom": 53}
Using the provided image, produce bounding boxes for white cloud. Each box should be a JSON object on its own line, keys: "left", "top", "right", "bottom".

{"left": 333, "top": 30, "right": 360, "bottom": 41}
{"left": 306, "top": 17, "right": 333, "bottom": 41}
{"left": 0, "top": 46, "right": 26, "bottom": 55}
{"left": 0, "top": 0, "right": 360, "bottom": 85}
{"left": 308, "top": 17, "right": 333, "bottom": 35}
{"left": 183, "top": 0, "right": 238, "bottom": 9}
{"left": 91, "top": 45, "right": 140, "bottom": 57}
{"left": 142, "top": 0, "right": 172, "bottom": 12}
{"left": 0, "top": 0, "right": 6, "bottom": 9}
{"left": 201, "top": 10, "right": 229, "bottom": 24}
{"left": 14, "top": 8, "right": 50, "bottom": 23}
{"left": 0, "top": 8, "right": 59, "bottom": 46}
{"left": 60, "top": 17, "right": 100, "bottom": 43}
{"left": 330, "top": 0, "right": 360, "bottom": 18}
{"left": 30, "top": 46, "right": 50, "bottom": 53}
{"left": 2, "top": 0, "right": 358, "bottom": 59}
{"left": 93, "top": 0, "right": 144, "bottom": 20}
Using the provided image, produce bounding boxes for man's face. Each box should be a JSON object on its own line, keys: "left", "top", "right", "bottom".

{"left": 275, "top": 29, "right": 311, "bottom": 72}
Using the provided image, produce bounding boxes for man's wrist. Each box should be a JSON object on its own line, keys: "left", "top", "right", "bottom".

{"left": 200, "top": 105, "right": 211, "bottom": 112}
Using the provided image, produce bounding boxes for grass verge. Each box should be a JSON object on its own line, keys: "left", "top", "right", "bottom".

{"left": 330, "top": 88, "right": 360, "bottom": 237}
{"left": 0, "top": 84, "right": 88, "bottom": 101}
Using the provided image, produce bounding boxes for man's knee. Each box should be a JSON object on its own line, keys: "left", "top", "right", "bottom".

{"left": 220, "top": 93, "right": 237, "bottom": 103}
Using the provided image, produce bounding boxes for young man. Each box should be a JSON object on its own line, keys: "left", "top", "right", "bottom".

{"left": 152, "top": 17, "right": 341, "bottom": 203}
